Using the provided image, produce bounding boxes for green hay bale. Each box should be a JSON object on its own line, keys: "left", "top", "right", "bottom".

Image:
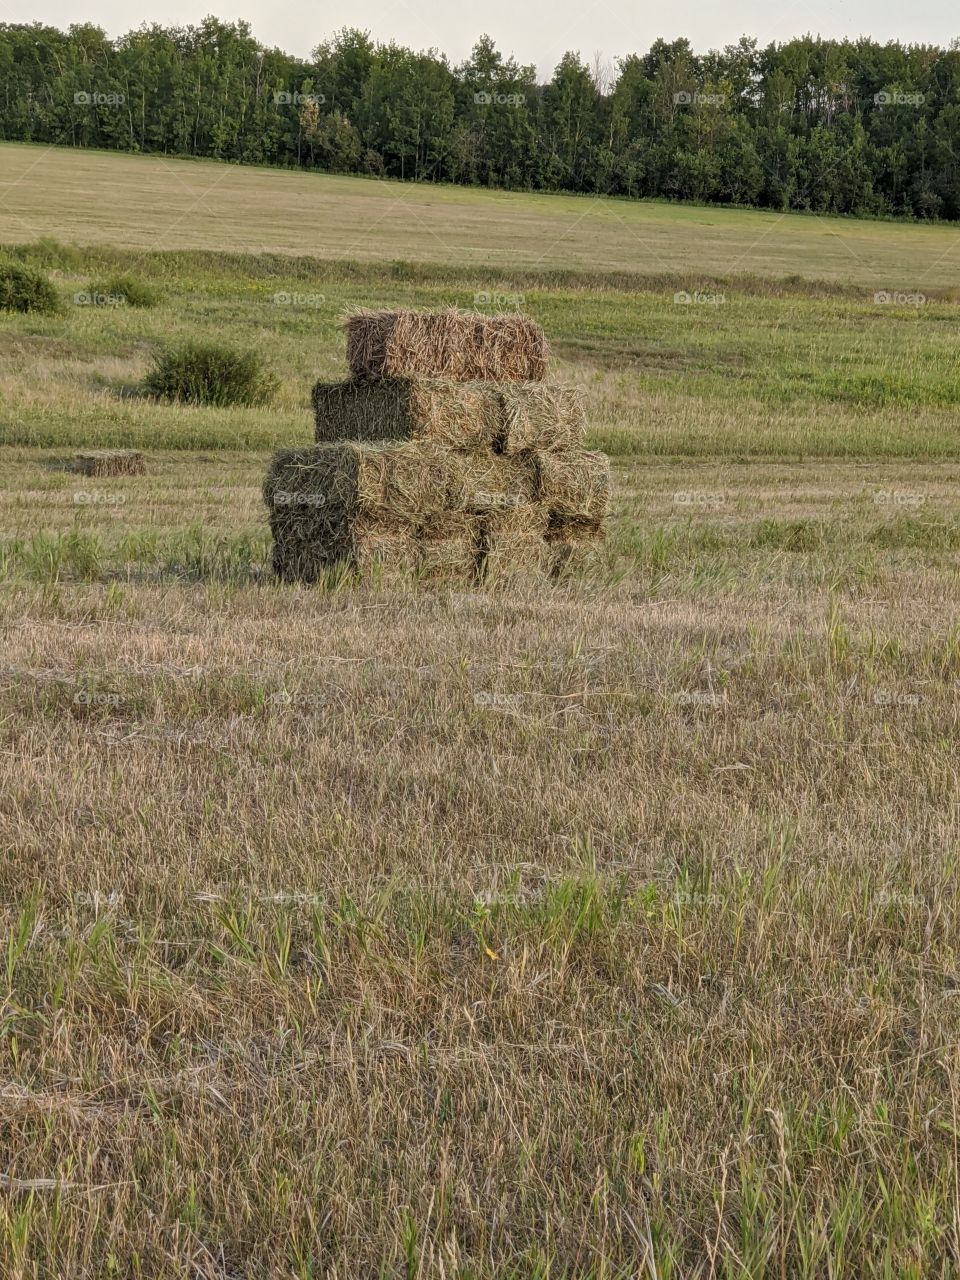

{"left": 264, "top": 442, "right": 457, "bottom": 581}
{"left": 534, "top": 449, "right": 611, "bottom": 523}
{"left": 312, "top": 378, "right": 503, "bottom": 449}
{"left": 72, "top": 450, "right": 146, "bottom": 477}
{"left": 342, "top": 308, "right": 548, "bottom": 382}
{"left": 312, "top": 378, "right": 585, "bottom": 453}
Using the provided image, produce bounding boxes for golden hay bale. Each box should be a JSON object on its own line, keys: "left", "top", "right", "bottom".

{"left": 534, "top": 449, "right": 611, "bottom": 523}
{"left": 498, "top": 385, "right": 586, "bottom": 454}
{"left": 479, "top": 505, "right": 550, "bottom": 582}
{"left": 72, "top": 450, "right": 146, "bottom": 477}
{"left": 545, "top": 516, "right": 606, "bottom": 578}
{"left": 416, "top": 514, "right": 481, "bottom": 582}
{"left": 342, "top": 309, "right": 547, "bottom": 383}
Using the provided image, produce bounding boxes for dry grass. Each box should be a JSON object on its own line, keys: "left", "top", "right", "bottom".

{"left": 2, "top": 451, "right": 960, "bottom": 1276}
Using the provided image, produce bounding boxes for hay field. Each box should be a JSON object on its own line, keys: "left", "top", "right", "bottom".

{"left": 1, "top": 148, "right": 960, "bottom": 1277}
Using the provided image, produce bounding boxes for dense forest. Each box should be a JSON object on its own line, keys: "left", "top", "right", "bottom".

{"left": 2, "top": 20, "right": 960, "bottom": 220}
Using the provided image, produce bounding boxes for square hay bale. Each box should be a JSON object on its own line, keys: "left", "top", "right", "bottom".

{"left": 534, "top": 449, "right": 611, "bottom": 523}
{"left": 455, "top": 451, "right": 539, "bottom": 514}
{"left": 72, "top": 450, "right": 146, "bottom": 477}
{"left": 479, "top": 505, "right": 550, "bottom": 583}
{"left": 498, "top": 385, "right": 586, "bottom": 454}
{"left": 312, "top": 377, "right": 504, "bottom": 449}
{"left": 545, "top": 516, "right": 606, "bottom": 578}
{"left": 416, "top": 512, "right": 481, "bottom": 581}
{"left": 272, "top": 517, "right": 416, "bottom": 584}
{"left": 342, "top": 308, "right": 547, "bottom": 383}
{"left": 264, "top": 443, "right": 458, "bottom": 581}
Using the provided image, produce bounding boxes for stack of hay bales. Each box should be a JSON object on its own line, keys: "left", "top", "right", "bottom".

{"left": 264, "top": 308, "right": 610, "bottom": 584}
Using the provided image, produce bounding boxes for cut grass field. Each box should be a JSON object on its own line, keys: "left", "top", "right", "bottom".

{"left": 1, "top": 148, "right": 960, "bottom": 1277}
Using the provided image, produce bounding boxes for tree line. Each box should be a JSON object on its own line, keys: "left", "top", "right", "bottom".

{"left": 2, "top": 19, "right": 960, "bottom": 220}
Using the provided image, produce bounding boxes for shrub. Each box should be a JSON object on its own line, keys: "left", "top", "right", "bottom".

{"left": 0, "top": 261, "right": 60, "bottom": 313}
{"left": 144, "top": 341, "right": 278, "bottom": 407}
{"left": 84, "top": 272, "right": 159, "bottom": 309}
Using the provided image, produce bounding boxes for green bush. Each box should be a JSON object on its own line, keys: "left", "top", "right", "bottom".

{"left": 0, "top": 261, "right": 60, "bottom": 313}
{"left": 144, "top": 341, "right": 278, "bottom": 407}
{"left": 84, "top": 272, "right": 159, "bottom": 308}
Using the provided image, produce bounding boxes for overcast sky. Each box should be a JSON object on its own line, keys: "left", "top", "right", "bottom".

{"left": 14, "top": 0, "right": 960, "bottom": 78}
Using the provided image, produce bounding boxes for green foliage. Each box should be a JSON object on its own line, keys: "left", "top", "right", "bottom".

{"left": 0, "top": 260, "right": 59, "bottom": 313}
{"left": 1, "top": 22, "right": 960, "bottom": 218}
{"left": 144, "top": 341, "right": 278, "bottom": 407}
{"left": 85, "top": 272, "right": 159, "bottom": 308}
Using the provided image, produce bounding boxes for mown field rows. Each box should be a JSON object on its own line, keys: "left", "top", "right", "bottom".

{"left": 0, "top": 156, "right": 959, "bottom": 1276}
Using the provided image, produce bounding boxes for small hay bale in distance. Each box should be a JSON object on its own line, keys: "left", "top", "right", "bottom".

{"left": 534, "top": 449, "right": 611, "bottom": 523}
{"left": 72, "top": 450, "right": 146, "bottom": 478}
{"left": 342, "top": 308, "right": 548, "bottom": 383}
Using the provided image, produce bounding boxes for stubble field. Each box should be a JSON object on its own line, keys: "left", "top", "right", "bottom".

{"left": 0, "top": 144, "right": 959, "bottom": 1277}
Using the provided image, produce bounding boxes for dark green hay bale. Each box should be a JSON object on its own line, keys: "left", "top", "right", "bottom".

{"left": 312, "top": 378, "right": 584, "bottom": 453}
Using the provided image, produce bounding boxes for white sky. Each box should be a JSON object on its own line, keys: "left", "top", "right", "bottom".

{"left": 12, "top": 0, "right": 960, "bottom": 78}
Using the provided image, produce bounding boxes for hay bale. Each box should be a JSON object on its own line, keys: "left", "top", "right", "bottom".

{"left": 342, "top": 309, "right": 547, "bottom": 383}
{"left": 534, "top": 449, "right": 611, "bottom": 523}
{"left": 498, "top": 385, "right": 586, "bottom": 454}
{"left": 479, "top": 505, "right": 550, "bottom": 582}
{"left": 72, "top": 450, "right": 145, "bottom": 477}
{"left": 312, "top": 378, "right": 503, "bottom": 449}
{"left": 272, "top": 516, "right": 416, "bottom": 584}
{"left": 264, "top": 443, "right": 457, "bottom": 580}
{"left": 455, "top": 450, "right": 538, "bottom": 514}
{"left": 545, "top": 516, "right": 606, "bottom": 578}
{"left": 416, "top": 513, "right": 481, "bottom": 581}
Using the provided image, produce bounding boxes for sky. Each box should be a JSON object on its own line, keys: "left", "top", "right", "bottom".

{"left": 14, "top": 0, "right": 960, "bottom": 78}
